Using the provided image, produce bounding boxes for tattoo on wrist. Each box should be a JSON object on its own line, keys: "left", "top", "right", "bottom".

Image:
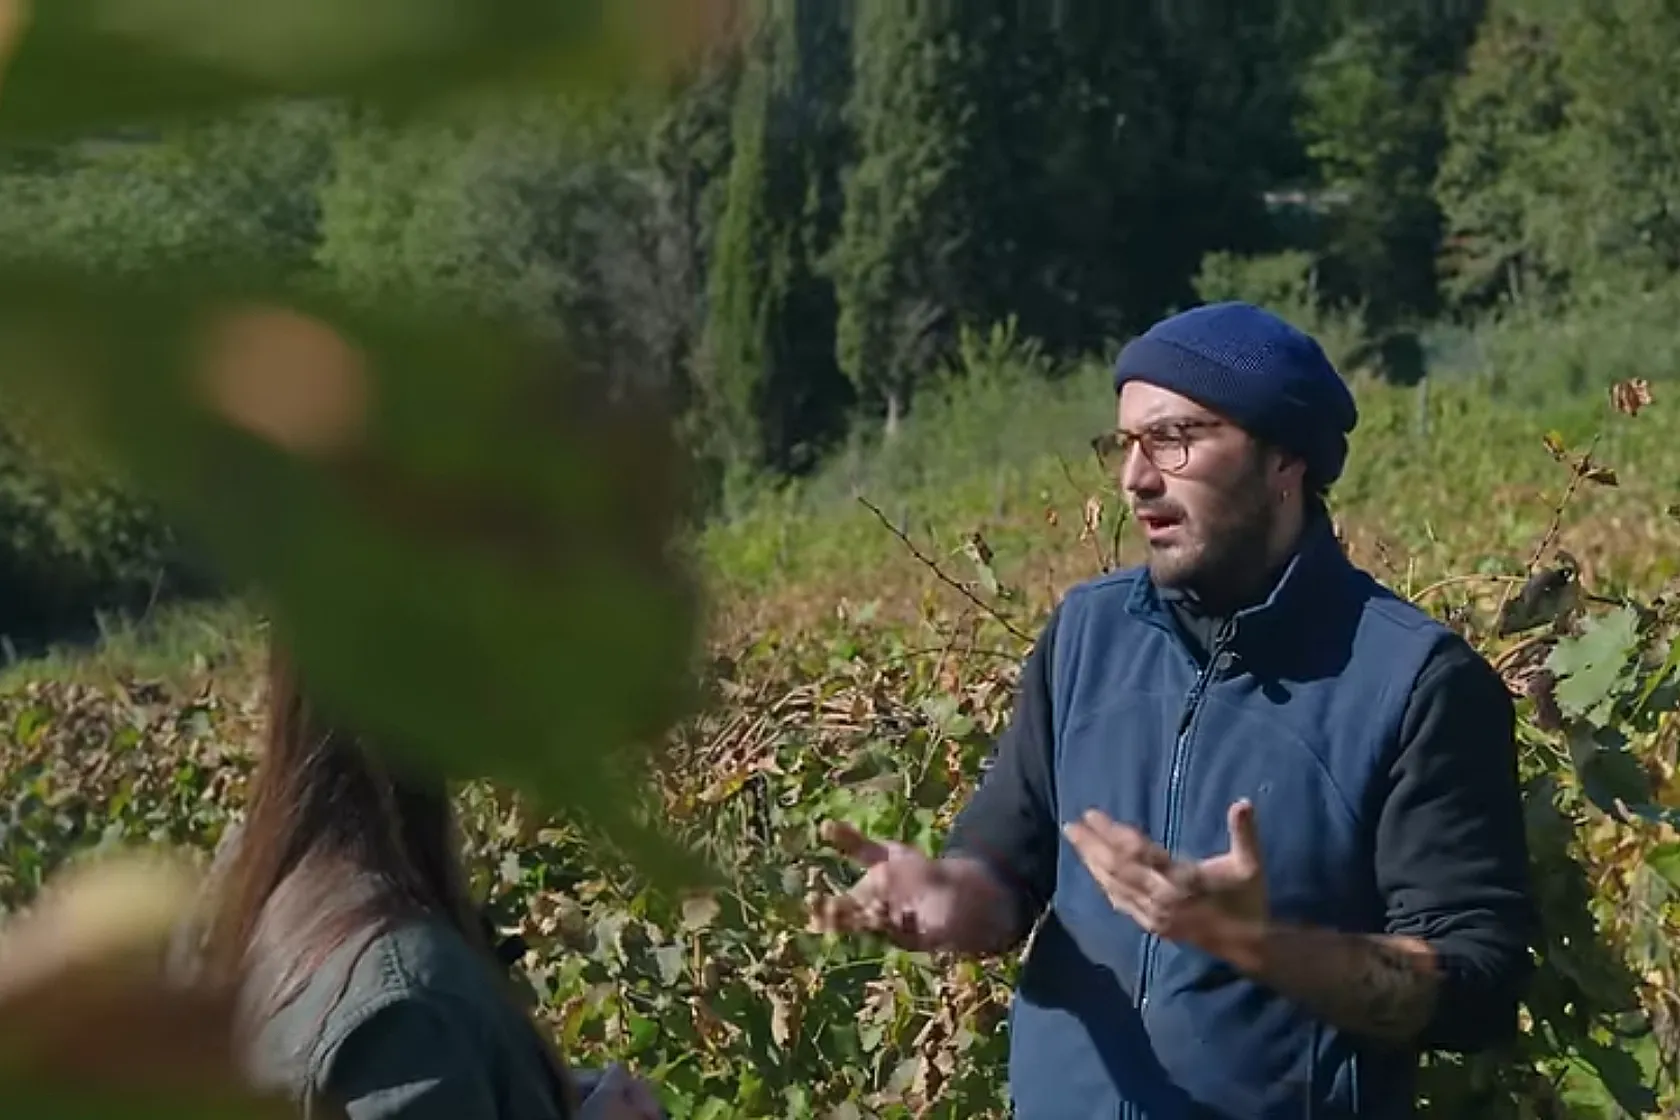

{"left": 1259, "top": 928, "right": 1439, "bottom": 1043}
{"left": 1352, "top": 937, "right": 1438, "bottom": 1039}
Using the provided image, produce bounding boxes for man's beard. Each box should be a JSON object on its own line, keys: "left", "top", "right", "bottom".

{"left": 1144, "top": 475, "right": 1279, "bottom": 607}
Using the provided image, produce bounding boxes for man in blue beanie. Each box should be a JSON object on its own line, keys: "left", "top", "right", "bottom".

{"left": 810, "top": 302, "right": 1536, "bottom": 1118}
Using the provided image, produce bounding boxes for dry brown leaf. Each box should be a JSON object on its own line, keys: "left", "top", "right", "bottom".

{"left": 196, "top": 305, "right": 371, "bottom": 457}
{"left": 1081, "top": 496, "right": 1103, "bottom": 542}
{"left": 769, "top": 987, "right": 800, "bottom": 1047}
{"left": 1583, "top": 464, "right": 1619, "bottom": 487}
{"left": 1610, "top": 378, "right": 1654, "bottom": 417}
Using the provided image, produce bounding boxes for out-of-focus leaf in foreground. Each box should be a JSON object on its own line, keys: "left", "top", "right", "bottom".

{"left": 0, "top": 261, "right": 711, "bottom": 885}
{"left": 0, "top": 850, "right": 300, "bottom": 1120}
{"left": 0, "top": 0, "right": 745, "bottom": 142}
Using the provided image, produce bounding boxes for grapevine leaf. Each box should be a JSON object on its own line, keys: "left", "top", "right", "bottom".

{"left": 1546, "top": 606, "right": 1641, "bottom": 721}
{"left": 0, "top": 0, "right": 744, "bottom": 142}
{"left": 1633, "top": 635, "right": 1680, "bottom": 716}
{"left": 1559, "top": 1035, "right": 1660, "bottom": 1119}
{"left": 1566, "top": 724, "right": 1665, "bottom": 823}
{"left": 1646, "top": 843, "right": 1680, "bottom": 891}
{"left": 0, "top": 259, "right": 713, "bottom": 886}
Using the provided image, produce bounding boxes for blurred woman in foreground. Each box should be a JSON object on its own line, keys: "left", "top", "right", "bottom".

{"left": 199, "top": 643, "right": 661, "bottom": 1120}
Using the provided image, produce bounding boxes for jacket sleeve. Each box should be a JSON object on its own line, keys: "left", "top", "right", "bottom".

{"left": 940, "top": 608, "right": 1061, "bottom": 943}
{"left": 314, "top": 997, "right": 505, "bottom": 1120}
{"left": 1374, "top": 638, "right": 1540, "bottom": 1053}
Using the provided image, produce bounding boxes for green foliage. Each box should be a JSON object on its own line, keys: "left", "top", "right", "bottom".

{"left": 0, "top": 0, "right": 686, "bottom": 142}
{"left": 1433, "top": 5, "right": 1569, "bottom": 309}
{"left": 0, "top": 416, "right": 205, "bottom": 653}
{"left": 1549, "top": 606, "right": 1642, "bottom": 724}
{"left": 700, "top": 0, "right": 852, "bottom": 474}
{"left": 1191, "top": 250, "right": 1372, "bottom": 376}
{"left": 830, "top": 1, "right": 1003, "bottom": 428}
{"left": 1436, "top": 0, "right": 1680, "bottom": 309}
{"left": 1297, "top": 3, "right": 1483, "bottom": 323}
{"left": 0, "top": 102, "right": 343, "bottom": 275}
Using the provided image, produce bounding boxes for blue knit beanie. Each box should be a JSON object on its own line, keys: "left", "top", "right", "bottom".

{"left": 1112, "top": 301, "right": 1358, "bottom": 487}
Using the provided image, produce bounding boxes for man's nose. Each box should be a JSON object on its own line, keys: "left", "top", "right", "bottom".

{"left": 1121, "top": 441, "right": 1162, "bottom": 495}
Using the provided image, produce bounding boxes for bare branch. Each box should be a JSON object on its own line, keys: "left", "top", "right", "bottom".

{"left": 856, "top": 495, "right": 1033, "bottom": 644}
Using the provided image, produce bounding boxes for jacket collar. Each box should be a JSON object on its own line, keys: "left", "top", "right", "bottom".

{"left": 1124, "top": 510, "right": 1351, "bottom": 653}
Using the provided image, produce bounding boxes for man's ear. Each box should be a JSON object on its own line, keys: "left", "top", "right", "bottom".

{"left": 1268, "top": 446, "right": 1308, "bottom": 496}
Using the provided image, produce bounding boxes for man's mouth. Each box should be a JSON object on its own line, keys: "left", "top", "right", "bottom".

{"left": 1135, "top": 509, "right": 1183, "bottom": 541}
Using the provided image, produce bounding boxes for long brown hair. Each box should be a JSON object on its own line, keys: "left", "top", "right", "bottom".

{"left": 204, "top": 641, "right": 576, "bottom": 1112}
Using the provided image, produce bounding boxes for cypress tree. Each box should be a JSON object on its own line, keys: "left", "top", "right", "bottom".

{"left": 831, "top": 0, "right": 1012, "bottom": 436}
{"left": 702, "top": 0, "right": 853, "bottom": 476}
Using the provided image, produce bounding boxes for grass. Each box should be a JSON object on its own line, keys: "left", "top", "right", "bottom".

{"left": 702, "top": 353, "right": 1680, "bottom": 645}
{"left": 10, "top": 331, "right": 1680, "bottom": 681}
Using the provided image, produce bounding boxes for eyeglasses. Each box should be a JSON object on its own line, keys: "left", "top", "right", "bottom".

{"left": 1091, "top": 418, "right": 1224, "bottom": 477}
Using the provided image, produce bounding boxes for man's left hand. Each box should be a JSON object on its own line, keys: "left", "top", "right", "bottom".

{"left": 1063, "top": 800, "right": 1268, "bottom": 967}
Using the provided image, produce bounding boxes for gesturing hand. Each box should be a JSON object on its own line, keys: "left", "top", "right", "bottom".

{"left": 575, "top": 1063, "right": 664, "bottom": 1120}
{"left": 1062, "top": 800, "right": 1268, "bottom": 967}
{"left": 805, "top": 821, "right": 966, "bottom": 952}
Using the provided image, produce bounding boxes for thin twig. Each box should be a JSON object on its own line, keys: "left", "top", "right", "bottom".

{"left": 1493, "top": 632, "right": 1552, "bottom": 674}
{"left": 857, "top": 495, "right": 1033, "bottom": 644}
{"left": 1489, "top": 432, "right": 1602, "bottom": 633}
{"left": 1410, "top": 573, "right": 1524, "bottom": 605}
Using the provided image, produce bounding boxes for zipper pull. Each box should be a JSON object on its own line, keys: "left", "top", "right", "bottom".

{"left": 1211, "top": 621, "right": 1239, "bottom": 678}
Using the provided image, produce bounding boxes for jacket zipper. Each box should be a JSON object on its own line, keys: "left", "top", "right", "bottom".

{"left": 1132, "top": 620, "right": 1235, "bottom": 1024}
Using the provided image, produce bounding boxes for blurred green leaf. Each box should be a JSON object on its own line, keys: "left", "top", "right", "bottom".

{"left": 0, "top": 260, "right": 712, "bottom": 884}
{"left": 0, "top": 0, "right": 743, "bottom": 142}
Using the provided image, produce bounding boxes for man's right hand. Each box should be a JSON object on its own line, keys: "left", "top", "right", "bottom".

{"left": 805, "top": 821, "right": 1020, "bottom": 955}
{"left": 575, "top": 1063, "right": 664, "bottom": 1120}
